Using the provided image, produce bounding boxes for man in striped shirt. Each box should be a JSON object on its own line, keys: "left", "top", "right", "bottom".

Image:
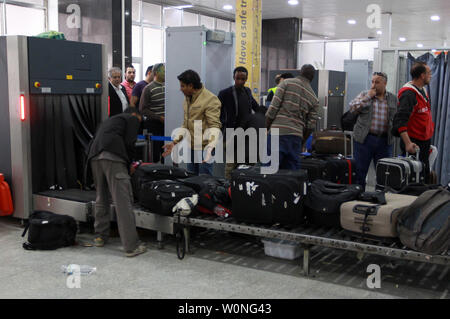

{"left": 265, "top": 64, "right": 319, "bottom": 170}
{"left": 139, "top": 63, "right": 165, "bottom": 163}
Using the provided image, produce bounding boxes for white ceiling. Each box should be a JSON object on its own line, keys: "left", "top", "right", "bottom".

{"left": 157, "top": 0, "right": 450, "bottom": 48}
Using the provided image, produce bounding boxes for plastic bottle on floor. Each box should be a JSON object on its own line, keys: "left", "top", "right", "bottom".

{"left": 61, "top": 264, "right": 97, "bottom": 276}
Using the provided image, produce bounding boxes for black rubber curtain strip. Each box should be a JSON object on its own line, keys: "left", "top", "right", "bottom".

{"left": 29, "top": 94, "right": 102, "bottom": 192}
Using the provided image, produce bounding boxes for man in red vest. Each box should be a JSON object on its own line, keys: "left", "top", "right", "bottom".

{"left": 393, "top": 61, "right": 434, "bottom": 183}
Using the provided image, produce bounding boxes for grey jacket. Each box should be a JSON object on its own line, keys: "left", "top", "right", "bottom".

{"left": 351, "top": 91, "right": 398, "bottom": 145}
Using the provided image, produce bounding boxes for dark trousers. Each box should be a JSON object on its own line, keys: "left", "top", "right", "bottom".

{"left": 266, "top": 134, "right": 303, "bottom": 170}
{"left": 143, "top": 119, "right": 164, "bottom": 163}
{"left": 187, "top": 150, "right": 214, "bottom": 176}
{"left": 354, "top": 134, "right": 392, "bottom": 189}
{"left": 400, "top": 137, "right": 431, "bottom": 183}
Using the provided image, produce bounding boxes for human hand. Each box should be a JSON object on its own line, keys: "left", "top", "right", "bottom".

{"left": 162, "top": 142, "right": 175, "bottom": 157}
{"left": 202, "top": 147, "right": 213, "bottom": 163}
{"left": 405, "top": 142, "right": 419, "bottom": 155}
{"left": 367, "top": 87, "right": 377, "bottom": 98}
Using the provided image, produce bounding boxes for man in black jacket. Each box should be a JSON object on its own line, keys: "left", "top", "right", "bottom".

{"left": 87, "top": 107, "right": 146, "bottom": 257}
{"left": 218, "top": 66, "right": 265, "bottom": 179}
{"left": 108, "top": 67, "right": 130, "bottom": 117}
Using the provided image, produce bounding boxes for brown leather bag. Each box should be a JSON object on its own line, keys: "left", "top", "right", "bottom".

{"left": 312, "top": 130, "right": 352, "bottom": 156}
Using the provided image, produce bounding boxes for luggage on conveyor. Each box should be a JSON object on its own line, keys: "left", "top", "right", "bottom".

{"left": 304, "top": 180, "right": 363, "bottom": 227}
{"left": 376, "top": 151, "right": 425, "bottom": 191}
{"left": 312, "top": 130, "right": 352, "bottom": 155}
{"left": 301, "top": 155, "right": 356, "bottom": 184}
{"left": 397, "top": 188, "right": 450, "bottom": 255}
{"left": 397, "top": 183, "right": 442, "bottom": 196}
{"left": 179, "top": 175, "right": 227, "bottom": 193}
{"left": 138, "top": 180, "right": 196, "bottom": 216}
{"left": 231, "top": 166, "right": 308, "bottom": 225}
{"left": 131, "top": 164, "right": 193, "bottom": 201}
{"left": 340, "top": 193, "right": 418, "bottom": 239}
{"left": 179, "top": 175, "right": 232, "bottom": 217}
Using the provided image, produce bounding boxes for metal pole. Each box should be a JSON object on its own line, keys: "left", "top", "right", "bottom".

{"left": 303, "top": 245, "right": 310, "bottom": 276}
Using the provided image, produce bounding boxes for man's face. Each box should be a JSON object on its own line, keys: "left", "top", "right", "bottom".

{"left": 234, "top": 71, "right": 248, "bottom": 88}
{"left": 180, "top": 81, "right": 195, "bottom": 97}
{"left": 109, "top": 72, "right": 122, "bottom": 87}
{"left": 125, "top": 67, "right": 136, "bottom": 82}
{"left": 422, "top": 66, "right": 432, "bottom": 85}
{"left": 371, "top": 75, "right": 387, "bottom": 94}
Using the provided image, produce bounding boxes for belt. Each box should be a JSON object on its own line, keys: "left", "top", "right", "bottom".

{"left": 368, "top": 132, "right": 388, "bottom": 138}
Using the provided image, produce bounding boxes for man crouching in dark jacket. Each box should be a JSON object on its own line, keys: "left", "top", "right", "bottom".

{"left": 87, "top": 107, "right": 147, "bottom": 257}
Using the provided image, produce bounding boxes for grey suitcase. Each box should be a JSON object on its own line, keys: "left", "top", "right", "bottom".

{"left": 340, "top": 193, "right": 418, "bottom": 238}
{"left": 376, "top": 150, "right": 424, "bottom": 191}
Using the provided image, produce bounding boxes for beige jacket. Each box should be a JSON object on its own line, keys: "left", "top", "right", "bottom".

{"left": 174, "top": 86, "right": 222, "bottom": 150}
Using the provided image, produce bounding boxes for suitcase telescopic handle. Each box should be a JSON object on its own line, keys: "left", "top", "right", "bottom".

{"left": 406, "top": 146, "right": 420, "bottom": 161}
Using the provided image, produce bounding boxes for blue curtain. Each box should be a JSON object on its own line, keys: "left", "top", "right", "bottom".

{"left": 407, "top": 52, "right": 449, "bottom": 185}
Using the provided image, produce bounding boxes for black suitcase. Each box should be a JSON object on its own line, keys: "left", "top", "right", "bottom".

{"left": 132, "top": 164, "right": 193, "bottom": 201}
{"left": 231, "top": 166, "right": 308, "bottom": 225}
{"left": 304, "top": 180, "right": 363, "bottom": 227}
{"left": 324, "top": 156, "right": 357, "bottom": 185}
{"left": 179, "top": 175, "right": 228, "bottom": 193}
{"left": 301, "top": 156, "right": 356, "bottom": 184}
{"left": 300, "top": 158, "right": 328, "bottom": 181}
{"left": 139, "top": 180, "right": 196, "bottom": 215}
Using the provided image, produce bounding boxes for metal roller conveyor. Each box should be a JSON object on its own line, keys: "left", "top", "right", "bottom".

{"left": 173, "top": 214, "right": 450, "bottom": 275}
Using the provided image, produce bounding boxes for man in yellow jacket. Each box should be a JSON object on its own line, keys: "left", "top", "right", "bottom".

{"left": 163, "top": 69, "right": 221, "bottom": 175}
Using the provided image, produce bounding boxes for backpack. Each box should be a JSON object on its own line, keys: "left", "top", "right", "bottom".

{"left": 341, "top": 110, "right": 358, "bottom": 131}
{"left": 22, "top": 211, "right": 78, "bottom": 250}
{"left": 397, "top": 188, "right": 450, "bottom": 255}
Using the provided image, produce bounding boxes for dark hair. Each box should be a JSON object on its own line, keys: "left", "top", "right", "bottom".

{"left": 275, "top": 74, "right": 282, "bottom": 85}
{"left": 233, "top": 66, "right": 248, "bottom": 76}
{"left": 411, "top": 62, "right": 428, "bottom": 79}
{"left": 280, "top": 73, "right": 294, "bottom": 79}
{"left": 177, "top": 69, "right": 202, "bottom": 89}
{"left": 145, "top": 65, "right": 153, "bottom": 76}
{"left": 124, "top": 107, "right": 141, "bottom": 116}
{"left": 126, "top": 65, "right": 135, "bottom": 70}
{"left": 299, "top": 64, "right": 316, "bottom": 82}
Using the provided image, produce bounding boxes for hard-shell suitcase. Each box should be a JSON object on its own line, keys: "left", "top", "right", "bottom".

{"left": 376, "top": 151, "right": 424, "bottom": 191}
{"left": 304, "top": 180, "right": 363, "bottom": 227}
{"left": 340, "top": 193, "right": 418, "bottom": 239}
{"left": 139, "top": 180, "right": 196, "bottom": 215}
{"left": 231, "top": 166, "right": 308, "bottom": 225}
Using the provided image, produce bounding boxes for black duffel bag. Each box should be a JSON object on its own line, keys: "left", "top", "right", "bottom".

{"left": 304, "top": 180, "right": 363, "bottom": 227}
{"left": 139, "top": 180, "right": 196, "bottom": 216}
{"left": 22, "top": 211, "right": 77, "bottom": 250}
{"left": 179, "top": 175, "right": 232, "bottom": 217}
{"left": 131, "top": 164, "right": 193, "bottom": 201}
